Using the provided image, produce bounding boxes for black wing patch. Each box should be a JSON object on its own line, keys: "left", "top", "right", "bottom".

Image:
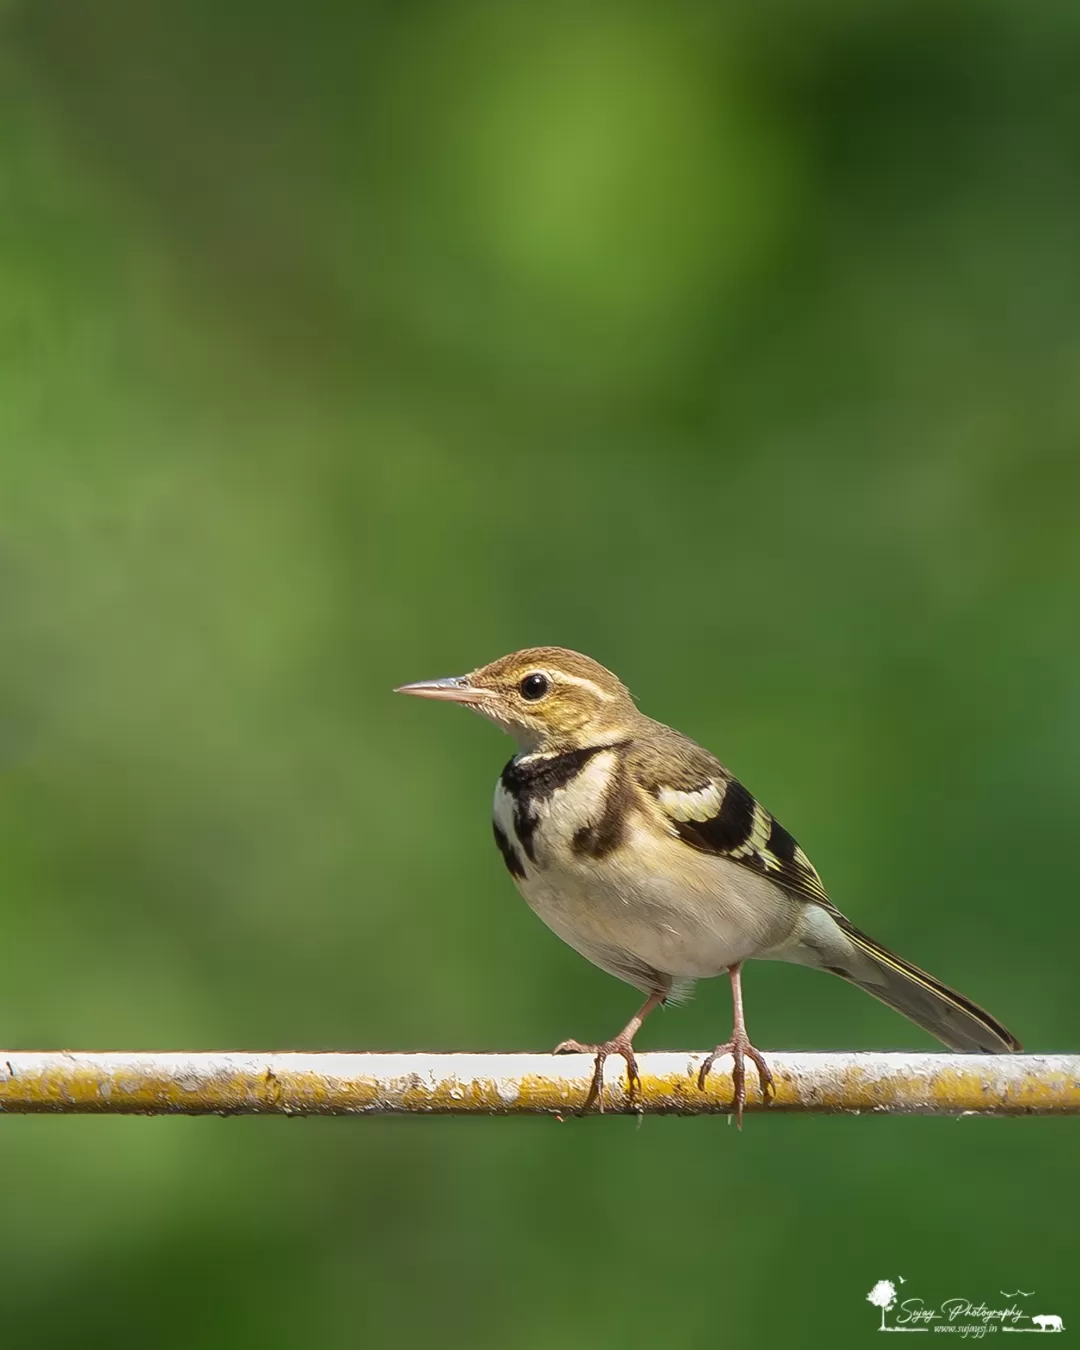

{"left": 647, "top": 774, "right": 832, "bottom": 908}
{"left": 677, "top": 778, "right": 757, "bottom": 854}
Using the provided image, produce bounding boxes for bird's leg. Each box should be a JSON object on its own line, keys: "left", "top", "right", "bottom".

{"left": 697, "top": 962, "right": 775, "bottom": 1128}
{"left": 554, "top": 989, "right": 666, "bottom": 1112}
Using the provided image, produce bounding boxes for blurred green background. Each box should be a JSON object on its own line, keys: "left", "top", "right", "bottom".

{"left": 1, "top": 1, "right": 1077, "bottom": 1345}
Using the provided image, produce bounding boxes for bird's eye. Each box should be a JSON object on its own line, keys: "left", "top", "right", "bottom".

{"left": 519, "top": 672, "right": 550, "bottom": 701}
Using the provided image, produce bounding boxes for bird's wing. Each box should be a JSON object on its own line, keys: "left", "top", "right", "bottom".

{"left": 628, "top": 728, "right": 835, "bottom": 911}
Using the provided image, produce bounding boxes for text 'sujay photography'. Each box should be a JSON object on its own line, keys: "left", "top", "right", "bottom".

{"left": 1, "top": 4, "right": 1075, "bottom": 1348}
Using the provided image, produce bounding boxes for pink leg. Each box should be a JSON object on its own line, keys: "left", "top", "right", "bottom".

{"left": 554, "top": 989, "right": 666, "bottom": 1112}
{"left": 697, "top": 963, "right": 775, "bottom": 1128}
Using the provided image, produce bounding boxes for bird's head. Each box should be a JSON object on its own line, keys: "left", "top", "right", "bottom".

{"left": 395, "top": 646, "right": 637, "bottom": 753}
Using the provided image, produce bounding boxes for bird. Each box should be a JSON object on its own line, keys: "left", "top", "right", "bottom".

{"left": 396, "top": 646, "right": 1021, "bottom": 1124}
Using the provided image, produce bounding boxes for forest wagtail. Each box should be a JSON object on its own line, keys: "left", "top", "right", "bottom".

{"left": 397, "top": 647, "right": 1020, "bottom": 1124}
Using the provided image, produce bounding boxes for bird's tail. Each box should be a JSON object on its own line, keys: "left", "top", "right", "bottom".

{"left": 820, "top": 913, "right": 1021, "bottom": 1053}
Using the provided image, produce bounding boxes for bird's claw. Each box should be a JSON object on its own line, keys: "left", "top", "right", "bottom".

{"left": 697, "top": 1035, "right": 775, "bottom": 1128}
{"left": 554, "top": 1036, "right": 641, "bottom": 1112}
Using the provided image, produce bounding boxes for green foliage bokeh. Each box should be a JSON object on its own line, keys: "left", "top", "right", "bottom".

{"left": 1, "top": 3, "right": 1077, "bottom": 1345}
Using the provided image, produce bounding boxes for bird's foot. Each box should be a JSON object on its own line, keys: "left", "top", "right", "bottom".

{"left": 697, "top": 1034, "right": 775, "bottom": 1128}
{"left": 553, "top": 1035, "right": 640, "bottom": 1113}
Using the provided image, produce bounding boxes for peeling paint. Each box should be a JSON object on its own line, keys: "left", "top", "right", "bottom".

{"left": 0, "top": 1051, "right": 1075, "bottom": 1116}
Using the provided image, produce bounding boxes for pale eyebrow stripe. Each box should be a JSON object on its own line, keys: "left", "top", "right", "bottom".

{"left": 556, "top": 673, "right": 616, "bottom": 701}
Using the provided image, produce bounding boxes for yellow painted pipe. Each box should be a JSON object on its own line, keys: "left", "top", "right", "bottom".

{"left": 1, "top": 1051, "right": 1077, "bottom": 1116}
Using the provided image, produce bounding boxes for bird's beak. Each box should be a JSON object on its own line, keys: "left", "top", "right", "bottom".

{"left": 393, "top": 675, "right": 493, "bottom": 706}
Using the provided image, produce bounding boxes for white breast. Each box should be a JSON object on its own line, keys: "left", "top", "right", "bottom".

{"left": 493, "top": 750, "right": 616, "bottom": 857}
{"left": 491, "top": 753, "right": 799, "bottom": 990}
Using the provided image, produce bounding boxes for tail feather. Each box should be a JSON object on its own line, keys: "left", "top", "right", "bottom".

{"left": 828, "top": 914, "right": 1021, "bottom": 1054}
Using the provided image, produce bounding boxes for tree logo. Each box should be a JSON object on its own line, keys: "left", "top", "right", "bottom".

{"left": 866, "top": 1281, "right": 1065, "bottom": 1334}
{"left": 866, "top": 1280, "right": 925, "bottom": 1333}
